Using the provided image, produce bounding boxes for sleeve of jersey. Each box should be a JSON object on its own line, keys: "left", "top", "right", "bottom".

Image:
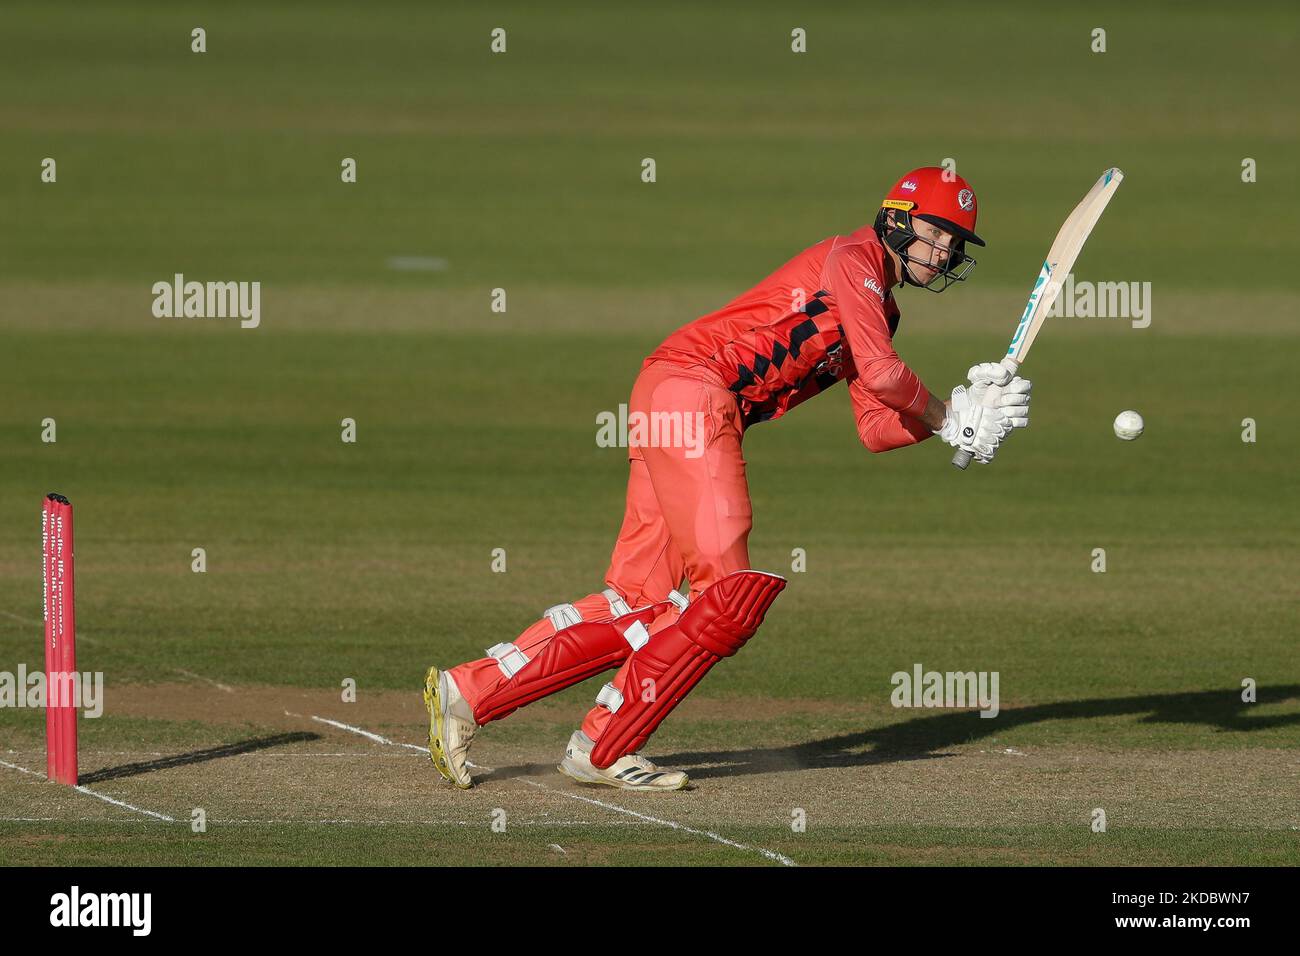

{"left": 848, "top": 378, "right": 933, "bottom": 452}
{"left": 823, "top": 247, "right": 930, "bottom": 418}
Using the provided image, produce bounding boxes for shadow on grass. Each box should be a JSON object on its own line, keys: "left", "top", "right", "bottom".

{"left": 663, "top": 684, "right": 1300, "bottom": 781}
{"left": 79, "top": 732, "right": 322, "bottom": 784}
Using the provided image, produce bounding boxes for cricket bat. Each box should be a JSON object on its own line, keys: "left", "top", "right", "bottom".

{"left": 952, "top": 167, "right": 1124, "bottom": 469}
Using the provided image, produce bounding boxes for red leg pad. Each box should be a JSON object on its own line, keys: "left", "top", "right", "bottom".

{"left": 473, "top": 603, "right": 668, "bottom": 724}
{"left": 589, "top": 571, "right": 785, "bottom": 768}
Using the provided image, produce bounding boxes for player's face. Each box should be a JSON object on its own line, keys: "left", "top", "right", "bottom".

{"left": 909, "top": 221, "right": 957, "bottom": 285}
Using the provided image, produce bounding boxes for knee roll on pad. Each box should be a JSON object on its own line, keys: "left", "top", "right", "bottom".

{"left": 588, "top": 570, "right": 786, "bottom": 769}
{"left": 474, "top": 600, "right": 669, "bottom": 725}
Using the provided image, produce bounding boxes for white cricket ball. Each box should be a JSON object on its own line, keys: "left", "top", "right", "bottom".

{"left": 1113, "top": 409, "right": 1144, "bottom": 441}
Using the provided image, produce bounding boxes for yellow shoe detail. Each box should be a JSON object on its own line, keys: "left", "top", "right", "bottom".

{"left": 423, "top": 666, "right": 470, "bottom": 789}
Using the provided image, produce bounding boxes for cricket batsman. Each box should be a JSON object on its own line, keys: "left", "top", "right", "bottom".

{"left": 423, "top": 167, "right": 1032, "bottom": 791}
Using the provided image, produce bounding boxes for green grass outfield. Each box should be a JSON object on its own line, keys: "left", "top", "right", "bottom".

{"left": 0, "top": 1, "right": 1297, "bottom": 866}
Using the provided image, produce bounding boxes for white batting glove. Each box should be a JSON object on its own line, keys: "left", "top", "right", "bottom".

{"left": 967, "top": 361, "right": 1013, "bottom": 387}
{"left": 995, "top": 376, "right": 1031, "bottom": 429}
{"left": 936, "top": 385, "right": 1004, "bottom": 461}
{"left": 970, "top": 375, "right": 1032, "bottom": 434}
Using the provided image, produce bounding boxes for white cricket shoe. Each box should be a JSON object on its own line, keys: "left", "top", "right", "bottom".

{"left": 423, "top": 666, "right": 479, "bottom": 789}
{"left": 557, "top": 730, "right": 688, "bottom": 792}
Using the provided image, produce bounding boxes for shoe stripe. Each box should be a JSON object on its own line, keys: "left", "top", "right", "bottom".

{"left": 639, "top": 772, "right": 665, "bottom": 783}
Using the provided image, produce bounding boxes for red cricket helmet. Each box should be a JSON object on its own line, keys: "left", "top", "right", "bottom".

{"left": 881, "top": 166, "right": 984, "bottom": 246}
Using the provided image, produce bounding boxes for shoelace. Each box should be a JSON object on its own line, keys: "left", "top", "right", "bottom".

{"left": 625, "top": 753, "right": 656, "bottom": 771}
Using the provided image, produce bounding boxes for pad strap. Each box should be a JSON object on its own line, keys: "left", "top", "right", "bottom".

{"left": 485, "top": 642, "right": 530, "bottom": 679}
{"left": 603, "top": 588, "right": 632, "bottom": 617}
{"left": 544, "top": 603, "right": 583, "bottom": 632}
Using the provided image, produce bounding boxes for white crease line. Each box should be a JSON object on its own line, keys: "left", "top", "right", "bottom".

{"left": 173, "top": 668, "right": 235, "bottom": 693}
{"left": 68, "top": 787, "right": 175, "bottom": 822}
{"left": 305, "top": 713, "right": 493, "bottom": 767}
{"left": 0, "top": 758, "right": 176, "bottom": 823}
{"left": 305, "top": 715, "right": 796, "bottom": 866}
{"left": 0, "top": 816, "right": 639, "bottom": 827}
{"left": 236, "top": 749, "right": 418, "bottom": 759}
{"left": 6, "top": 751, "right": 168, "bottom": 759}
{"left": 209, "top": 818, "right": 630, "bottom": 827}
{"left": 6, "top": 750, "right": 413, "bottom": 759}
{"left": 519, "top": 780, "right": 796, "bottom": 867}
{"left": 308, "top": 715, "right": 427, "bottom": 753}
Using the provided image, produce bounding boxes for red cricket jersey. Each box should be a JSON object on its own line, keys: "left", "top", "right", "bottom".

{"left": 646, "top": 225, "right": 933, "bottom": 452}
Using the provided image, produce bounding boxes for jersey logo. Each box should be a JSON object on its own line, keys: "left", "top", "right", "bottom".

{"left": 863, "top": 276, "right": 885, "bottom": 301}
{"left": 820, "top": 341, "right": 845, "bottom": 378}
